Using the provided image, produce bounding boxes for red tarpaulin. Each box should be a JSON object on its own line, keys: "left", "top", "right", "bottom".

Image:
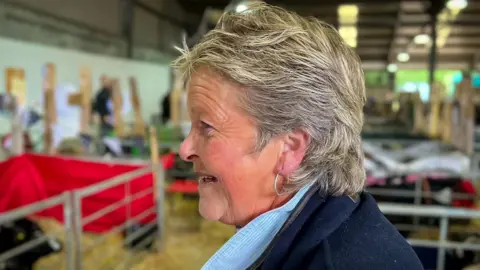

{"left": 0, "top": 153, "right": 156, "bottom": 233}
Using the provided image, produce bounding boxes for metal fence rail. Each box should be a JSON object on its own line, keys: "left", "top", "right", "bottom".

{"left": 0, "top": 162, "right": 165, "bottom": 270}
{"left": 0, "top": 192, "right": 73, "bottom": 270}
{"left": 71, "top": 164, "right": 165, "bottom": 270}
{"left": 379, "top": 203, "right": 480, "bottom": 270}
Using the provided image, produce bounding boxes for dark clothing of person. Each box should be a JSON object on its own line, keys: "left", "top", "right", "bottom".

{"left": 249, "top": 187, "right": 424, "bottom": 270}
{"left": 93, "top": 87, "right": 112, "bottom": 126}
{"left": 92, "top": 87, "right": 113, "bottom": 135}
{"left": 161, "top": 94, "right": 171, "bottom": 124}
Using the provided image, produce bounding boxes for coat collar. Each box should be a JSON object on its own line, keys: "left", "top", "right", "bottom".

{"left": 248, "top": 185, "right": 362, "bottom": 269}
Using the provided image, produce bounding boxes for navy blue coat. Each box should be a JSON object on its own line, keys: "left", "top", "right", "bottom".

{"left": 247, "top": 187, "right": 424, "bottom": 270}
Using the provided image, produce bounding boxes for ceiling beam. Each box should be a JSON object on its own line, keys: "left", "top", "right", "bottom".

{"left": 284, "top": 2, "right": 401, "bottom": 15}
{"left": 134, "top": 0, "right": 187, "bottom": 28}
{"left": 361, "top": 61, "right": 475, "bottom": 70}
{"left": 358, "top": 46, "right": 480, "bottom": 55}
{"left": 393, "top": 36, "right": 480, "bottom": 45}
{"left": 387, "top": 3, "right": 402, "bottom": 63}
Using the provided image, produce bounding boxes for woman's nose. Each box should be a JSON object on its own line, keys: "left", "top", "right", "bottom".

{"left": 179, "top": 133, "right": 195, "bottom": 162}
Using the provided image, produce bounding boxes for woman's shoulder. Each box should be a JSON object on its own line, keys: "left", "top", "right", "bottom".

{"left": 317, "top": 193, "right": 423, "bottom": 269}
{"left": 259, "top": 192, "right": 423, "bottom": 270}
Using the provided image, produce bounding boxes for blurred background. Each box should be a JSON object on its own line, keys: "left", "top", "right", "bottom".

{"left": 0, "top": 0, "right": 479, "bottom": 270}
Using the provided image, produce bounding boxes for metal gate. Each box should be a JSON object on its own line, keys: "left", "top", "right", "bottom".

{"left": 0, "top": 162, "right": 165, "bottom": 270}
{"left": 378, "top": 202, "right": 480, "bottom": 270}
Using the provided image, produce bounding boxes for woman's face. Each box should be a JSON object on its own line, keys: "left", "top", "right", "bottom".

{"left": 179, "top": 68, "right": 283, "bottom": 226}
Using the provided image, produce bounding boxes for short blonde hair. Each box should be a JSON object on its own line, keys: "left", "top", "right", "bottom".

{"left": 173, "top": 2, "right": 366, "bottom": 196}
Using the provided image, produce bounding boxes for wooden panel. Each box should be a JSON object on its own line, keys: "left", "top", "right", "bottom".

{"left": 448, "top": 77, "right": 475, "bottom": 155}
{"left": 459, "top": 77, "right": 475, "bottom": 155}
{"left": 5, "top": 68, "right": 27, "bottom": 155}
{"left": 68, "top": 92, "right": 83, "bottom": 106}
{"left": 5, "top": 68, "right": 27, "bottom": 107}
{"left": 130, "top": 77, "right": 145, "bottom": 137}
{"left": 111, "top": 79, "right": 124, "bottom": 137}
{"left": 5, "top": 68, "right": 16, "bottom": 94}
{"left": 412, "top": 92, "right": 425, "bottom": 134}
{"left": 79, "top": 67, "right": 92, "bottom": 134}
{"left": 441, "top": 102, "right": 453, "bottom": 143}
{"left": 170, "top": 69, "right": 185, "bottom": 127}
{"left": 42, "top": 63, "right": 56, "bottom": 154}
{"left": 427, "top": 82, "right": 445, "bottom": 138}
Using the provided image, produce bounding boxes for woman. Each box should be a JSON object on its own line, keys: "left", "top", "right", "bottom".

{"left": 174, "top": 2, "right": 424, "bottom": 270}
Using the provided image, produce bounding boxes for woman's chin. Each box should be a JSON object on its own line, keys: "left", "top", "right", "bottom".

{"left": 198, "top": 181, "right": 228, "bottom": 221}
{"left": 198, "top": 198, "right": 225, "bottom": 221}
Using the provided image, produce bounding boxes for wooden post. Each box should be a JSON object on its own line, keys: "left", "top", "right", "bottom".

{"left": 428, "top": 82, "right": 444, "bottom": 138}
{"left": 129, "top": 77, "right": 145, "bottom": 137}
{"left": 79, "top": 68, "right": 92, "bottom": 134}
{"left": 441, "top": 101, "right": 453, "bottom": 143}
{"left": 111, "top": 79, "right": 124, "bottom": 137}
{"left": 5, "top": 68, "right": 27, "bottom": 155}
{"left": 459, "top": 76, "right": 475, "bottom": 155}
{"left": 149, "top": 126, "right": 159, "bottom": 198}
{"left": 170, "top": 70, "right": 186, "bottom": 128}
{"left": 65, "top": 67, "right": 93, "bottom": 154}
{"left": 42, "top": 63, "right": 56, "bottom": 154}
{"left": 412, "top": 92, "right": 425, "bottom": 134}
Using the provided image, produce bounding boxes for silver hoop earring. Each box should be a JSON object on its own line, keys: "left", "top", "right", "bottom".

{"left": 274, "top": 173, "right": 282, "bottom": 196}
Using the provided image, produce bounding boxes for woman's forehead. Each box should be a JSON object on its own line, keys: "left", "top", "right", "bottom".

{"left": 187, "top": 71, "right": 238, "bottom": 109}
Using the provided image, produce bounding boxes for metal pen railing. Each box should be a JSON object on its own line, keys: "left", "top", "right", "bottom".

{"left": 378, "top": 203, "right": 480, "bottom": 270}
{"left": 0, "top": 192, "right": 74, "bottom": 270}
{"left": 0, "top": 160, "right": 165, "bottom": 270}
{"left": 71, "top": 164, "right": 165, "bottom": 270}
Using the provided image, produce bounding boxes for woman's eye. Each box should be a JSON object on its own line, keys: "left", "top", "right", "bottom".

{"left": 199, "top": 121, "right": 214, "bottom": 135}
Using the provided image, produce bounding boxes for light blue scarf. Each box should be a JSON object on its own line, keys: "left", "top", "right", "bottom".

{"left": 201, "top": 184, "right": 312, "bottom": 270}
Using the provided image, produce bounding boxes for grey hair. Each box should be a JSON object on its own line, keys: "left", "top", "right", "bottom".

{"left": 173, "top": 2, "right": 366, "bottom": 196}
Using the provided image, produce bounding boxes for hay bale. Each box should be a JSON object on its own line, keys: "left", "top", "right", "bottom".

{"left": 131, "top": 220, "right": 234, "bottom": 270}
{"left": 34, "top": 218, "right": 67, "bottom": 270}
{"left": 57, "top": 138, "right": 84, "bottom": 155}
{"left": 167, "top": 193, "right": 202, "bottom": 232}
{"left": 34, "top": 217, "right": 129, "bottom": 270}
{"left": 33, "top": 198, "right": 235, "bottom": 270}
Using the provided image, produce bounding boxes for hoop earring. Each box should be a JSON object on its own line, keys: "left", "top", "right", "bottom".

{"left": 274, "top": 173, "right": 283, "bottom": 196}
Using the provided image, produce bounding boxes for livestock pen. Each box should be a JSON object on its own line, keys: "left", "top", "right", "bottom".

{"left": 0, "top": 153, "right": 165, "bottom": 270}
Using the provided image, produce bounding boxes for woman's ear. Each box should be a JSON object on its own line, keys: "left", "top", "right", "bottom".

{"left": 276, "top": 129, "right": 309, "bottom": 176}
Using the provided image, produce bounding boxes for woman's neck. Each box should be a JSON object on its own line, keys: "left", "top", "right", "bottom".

{"left": 236, "top": 193, "right": 295, "bottom": 228}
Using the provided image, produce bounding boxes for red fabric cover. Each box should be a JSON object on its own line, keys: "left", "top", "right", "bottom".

{"left": 161, "top": 152, "right": 176, "bottom": 170}
{"left": 167, "top": 180, "right": 198, "bottom": 194}
{"left": 452, "top": 180, "right": 477, "bottom": 208}
{"left": 0, "top": 155, "right": 48, "bottom": 212}
{"left": 0, "top": 153, "right": 156, "bottom": 233}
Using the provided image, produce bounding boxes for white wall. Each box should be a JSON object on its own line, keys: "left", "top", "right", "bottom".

{"left": 0, "top": 36, "right": 170, "bottom": 133}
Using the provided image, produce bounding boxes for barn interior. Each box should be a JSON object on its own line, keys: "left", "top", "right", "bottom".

{"left": 0, "top": 0, "right": 480, "bottom": 270}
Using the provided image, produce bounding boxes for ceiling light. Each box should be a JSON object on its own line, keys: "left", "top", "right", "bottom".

{"left": 339, "top": 26, "right": 358, "bottom": 38}
{"left": 338, "top": 5, "right": 359, "bottom": 17}
{"left": 339, "top": 17, "right": 358, "bottom": 25}
{"left": 446, "top": 0, "right": 468, "bottom": 10}
{"left": 345, "top": 39, "right": 357, "bottom": 48}
{"left": 235, "top": 3, "right": 248, "bottom": 13}
{"left": 387, "top": 64, "right": 398, "bottom": 73}
{"left": 397, "top": 52, "right": 410, "bottom": 62}
{"left": 414, "top": 34, "right": 430, "bottom": 45}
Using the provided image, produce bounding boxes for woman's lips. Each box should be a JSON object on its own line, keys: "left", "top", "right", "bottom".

{"left": 197, "top": 174, "right": 218, "bottom": 183}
